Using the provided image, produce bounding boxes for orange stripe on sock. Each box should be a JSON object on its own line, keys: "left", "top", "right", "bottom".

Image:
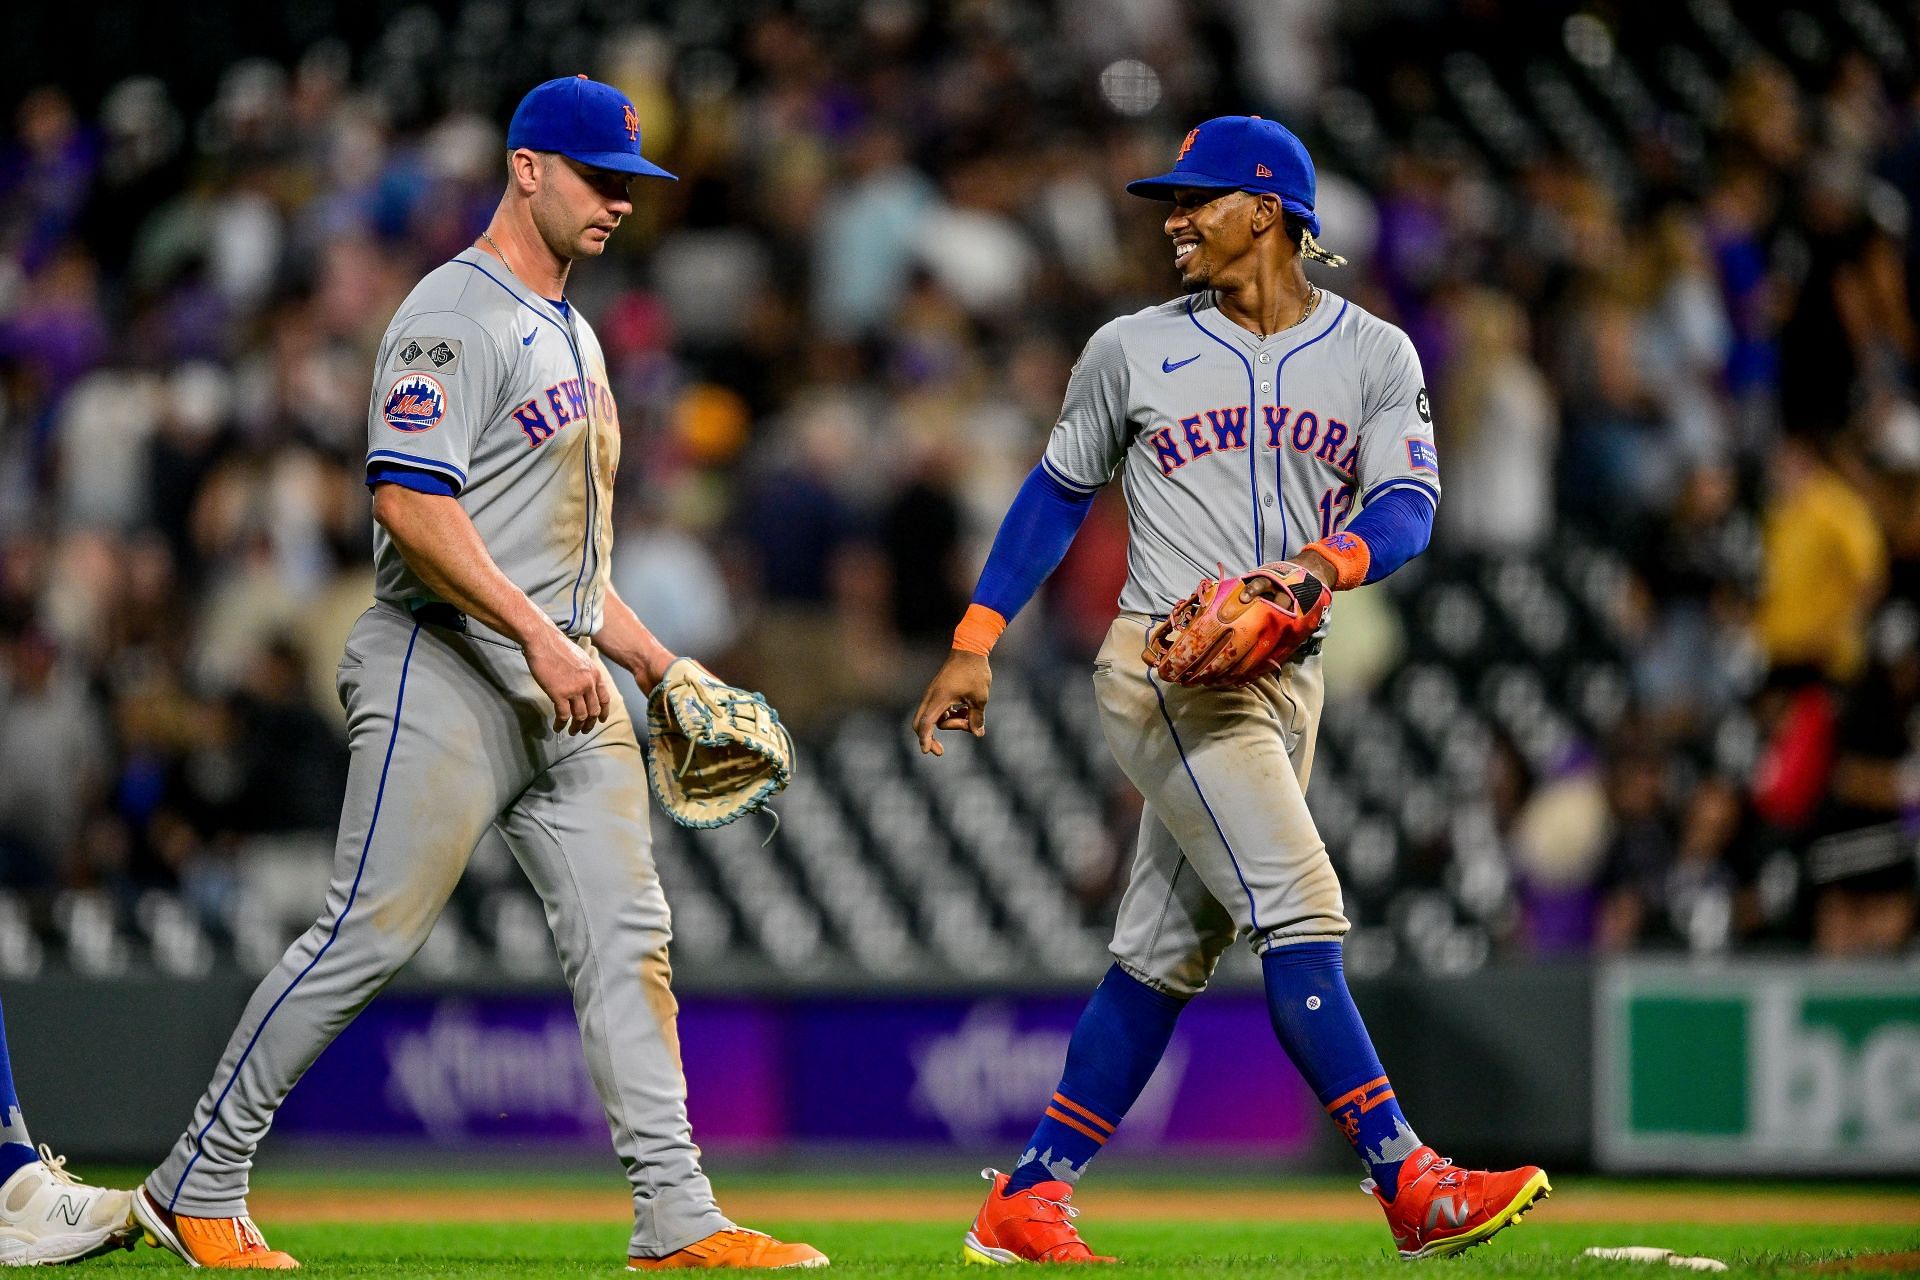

{"left": 1045, "top": 1107, "right": 1109, "bottom": 1145}
{"left": 1050, "top": 1093, "right": 1116, "bottom": 1135}
{"left": 1323, "top": 1076, "right": 1393, "bottom": 1115}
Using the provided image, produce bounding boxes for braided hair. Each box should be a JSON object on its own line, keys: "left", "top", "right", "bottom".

{"left": 1285, "top": 213, "right": 1348, "bottom": 267}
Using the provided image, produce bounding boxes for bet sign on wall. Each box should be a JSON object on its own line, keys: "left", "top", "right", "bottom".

{"left": 1597, "top": 963, "right": 1920, "bottom": 1174}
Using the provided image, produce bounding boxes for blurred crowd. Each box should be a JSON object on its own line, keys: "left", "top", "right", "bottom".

{"left": 0, "top": 1, "right": 1915, "bottom": 968}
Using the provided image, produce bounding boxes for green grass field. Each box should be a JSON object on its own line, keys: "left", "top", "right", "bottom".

{"left": 73, "top": 1167, "right": 1920, "bottom": 1277}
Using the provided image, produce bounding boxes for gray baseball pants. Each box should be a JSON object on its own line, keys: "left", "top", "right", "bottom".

{"left": 1096, "top": 613, "right": 1349, "bottom": 997}
{"left": 145, "top": 602, "right": 729, "bottom": 1257}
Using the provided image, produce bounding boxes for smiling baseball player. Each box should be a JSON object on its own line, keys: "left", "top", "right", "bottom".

{"left": 913, "top": 116, "right": 1548, "bottom": 1263}
{"left": 130, "top": 77, "right": 823, "bottom": 1271}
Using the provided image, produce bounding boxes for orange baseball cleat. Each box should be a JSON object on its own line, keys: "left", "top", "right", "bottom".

{"left": 1366, "top": 1146, "right": 1550, "bottom": 1259}
{"left": 628, "top": 1227, "right": 827, "bottom": 1269}
{"left": 962, "top": 1169, "right": 1115, "bottom": 1265}
{"left": 132, "top": 1186, "right": 300, "bottom": 1269}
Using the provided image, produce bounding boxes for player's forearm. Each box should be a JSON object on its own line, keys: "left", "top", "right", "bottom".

{"left": 594, "top": 588, "right": 676, "bottom": 687}
{"left": 1297, "top": 487, "right": 1435, "bottom": 590}
{"left": 952, "top": 462, "right": 1097, "bottom": 655}
{"left": 371, "top": 485, "right": 564, "bottom": 648}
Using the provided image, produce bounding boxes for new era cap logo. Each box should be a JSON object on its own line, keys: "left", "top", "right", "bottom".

{"left": 1255, "top": 163, "right": 1273, "bottom": 177}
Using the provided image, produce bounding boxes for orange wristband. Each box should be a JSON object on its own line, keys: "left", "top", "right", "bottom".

{"left": 1302, "top": 532, "right": 1370, "bottom": 590}
{"left": 952, "top": 603, "right": 1008, "bottom": 656}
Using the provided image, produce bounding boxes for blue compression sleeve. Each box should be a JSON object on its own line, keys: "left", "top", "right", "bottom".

{"left": 971, "top": 462, "right": 1098, "bottom": 620}
{"left": 1343, "top": 487, "right": 1434, "bottom": 584}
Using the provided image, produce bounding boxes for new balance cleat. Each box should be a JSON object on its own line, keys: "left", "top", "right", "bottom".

{"left": 0, "top": 1146, "right": 139, "bottom": 1266}
{"left": 963, "top": 1169, "right": 1115, "bottom": 1265}
{"left": 628, "top": 1227, "right": 827, "bottom": 1269}
{"left": 1366, "top": 1146, "right": 1550, "bottom": 1260}
{"left": 132, "top": 1186, "right": 300, "bottom": 1269}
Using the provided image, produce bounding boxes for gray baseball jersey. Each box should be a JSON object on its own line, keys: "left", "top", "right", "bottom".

{"left": 1042, "top": 289, "right": 1439, "bottom": 617}
{"left": 144, "top": 249, "right": 731, "bottom": 1259}
{"left": 366, "top": 247, "right": 620, "bottom": 636}
{"left": 1046, "top": 289, "right": 1440, "bottom": 1001}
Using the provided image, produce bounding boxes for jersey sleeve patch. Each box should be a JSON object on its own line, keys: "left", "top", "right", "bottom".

{"left": 392, "top": 336, "right": 463, "bottom": 373}
{"left": 383, "top": 372, "right": 448, "bottom": 433}
{"left": 1407, "top": 438, "right": 1439, "bottom": 474}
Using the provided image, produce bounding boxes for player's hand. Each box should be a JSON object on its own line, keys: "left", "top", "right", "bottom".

{"left": 526, "top": 628, "right": 612, "bottom": 735}
{"left": 1288, "top": 548, "right": 1336, "bottom": 594}
{"left": 911, "top": 649, "right": 991, "bottom": 757}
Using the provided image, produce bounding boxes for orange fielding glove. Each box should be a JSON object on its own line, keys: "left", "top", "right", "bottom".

{"left": 1142, "top": 561, "right": 1330, "bottom": 688}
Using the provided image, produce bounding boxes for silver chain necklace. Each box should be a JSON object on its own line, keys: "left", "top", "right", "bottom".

{"left": 478, "top": 230, "right": 506, "bottom": 263}
{"left": 1255, "top": 284, "right": 1318, "bottom": 339}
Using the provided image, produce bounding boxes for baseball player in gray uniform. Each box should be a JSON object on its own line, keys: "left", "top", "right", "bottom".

{"left": 914, "top": 117, "right": 1547, "bottom": 1263}
{"left": 131, "top": 78, "right": 825, "bottom": 1272}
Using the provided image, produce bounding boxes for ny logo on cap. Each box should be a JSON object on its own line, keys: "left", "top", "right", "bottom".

{"left": 622, "top": 103, "right": 639, "bottom": 142}
{"left": 1176, "top": 127, "right": 1198, "bottom": 162}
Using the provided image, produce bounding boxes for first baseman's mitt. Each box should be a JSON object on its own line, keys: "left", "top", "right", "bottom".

{"left": 1143, "top": 561, "right": 1329, "bottom": 688}
{"left": 644, "top": 658, "right": 794, "bottom": 828}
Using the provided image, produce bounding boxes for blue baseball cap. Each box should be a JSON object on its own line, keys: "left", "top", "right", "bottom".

{"left": 506, "top": 75, "right": 677, "bottom": 181}
{"left": 1126, "top": 115, "right": 1318, "bottom": 236}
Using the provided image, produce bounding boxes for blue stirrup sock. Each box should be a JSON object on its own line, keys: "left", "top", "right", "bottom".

{"left": 1004, "top": 965, "right": 1186, "bottom": 1195}
{"left": 1262, "top": 941, "right": 1422, "bottom": 1200}
{"left": 0, "top": 997, "right": 36, "bottom": 1183}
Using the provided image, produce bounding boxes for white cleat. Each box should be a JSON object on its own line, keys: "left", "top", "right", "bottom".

{"left": 0, "top": 1146, "right": 139, "bottom": 1267}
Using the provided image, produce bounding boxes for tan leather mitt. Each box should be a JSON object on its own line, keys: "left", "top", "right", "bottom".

{"left": 644, "top": 658, "right": 794, "bottom": 828}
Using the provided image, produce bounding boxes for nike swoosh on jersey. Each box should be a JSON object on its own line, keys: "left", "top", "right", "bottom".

{"left": 522, "top": 330, "right": 537, "bottom": 346}
{"left": 1162, "top": 353, "right": 1201, "bottom": 372}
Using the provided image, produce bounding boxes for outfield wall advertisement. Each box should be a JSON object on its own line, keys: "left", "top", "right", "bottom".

{"left": 1596, "top": 962, "right": 1920, "bottom": 1174}
{"left": 273, "top": 993, "right": 1321, "bottom": 1157}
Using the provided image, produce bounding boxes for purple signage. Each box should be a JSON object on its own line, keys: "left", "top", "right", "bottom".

{"left": 276, "top": 992, "right": 1318, "bottom": 1156}
{"left": 277, "top": 994, "right": 783, "bottom": 1147}
{"left": 789, "top": 996, "right": 1317, "bottom": 1153}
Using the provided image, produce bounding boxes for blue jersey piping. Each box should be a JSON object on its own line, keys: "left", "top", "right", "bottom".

{"left": 451, "top": 256, "right": 599, "bottom": 633}
{"left": 366, "top": 448, "right": 469, "bottom": 488}
{"left": 1363, "top": 475, "right": 1439, "bottom": 508}
{"left": 1184, "top": 297, "right": 1261, "bottom": 565}
{"left": 1269, "top": 298, "right": 1348, "bottom": 557}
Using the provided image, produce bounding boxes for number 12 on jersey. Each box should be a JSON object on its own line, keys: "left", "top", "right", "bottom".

{"left": 1318, "top": 484, "right": 1355, "bottom": 539}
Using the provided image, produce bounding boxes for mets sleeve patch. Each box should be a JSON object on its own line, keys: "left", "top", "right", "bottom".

{"left": 383, "top": 372, "right": 447, "bottom": 432}
{"left": 1407, "top": 438, "right": 1439, "bottom": 473}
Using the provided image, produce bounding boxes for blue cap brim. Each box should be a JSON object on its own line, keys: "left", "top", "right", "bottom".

{"left": 1124, "top": 171, "right": 1321, "bottom": 238}
{"left": 563, "top": 149, "right": 679, "bottom": 180}
{"left": 1124, "top": 169, "right": 1238, "bottom": 199}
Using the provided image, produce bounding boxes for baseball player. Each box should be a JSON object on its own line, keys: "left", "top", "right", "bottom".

{"left": 912, "top": 116, "right": 1549, "bottom": 1263}
{"left": 0, "top": 995, "right": 140, "bottom": 1264}
{"left": 128, "top": 78, "right": 825, "bottom": 1271}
